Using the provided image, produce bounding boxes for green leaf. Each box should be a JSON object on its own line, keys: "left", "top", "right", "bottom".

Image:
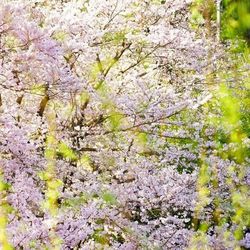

{"left": 101, "top": 191, "right": 117, "bottom": 205}
{"left": 136, "top": 132, "right": 148, "bottom": 145}
{"left": 77, "top": 154, "right": 93, "bottom": 172}
{"left": 57, "top": 142, "right": 77, "bottom": 161}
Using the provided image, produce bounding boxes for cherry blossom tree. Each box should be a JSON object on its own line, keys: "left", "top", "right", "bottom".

{"left": 0, "top": 0, "right": 249, "bottom": 249}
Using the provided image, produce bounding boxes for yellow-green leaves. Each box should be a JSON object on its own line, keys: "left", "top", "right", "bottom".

{"left": 30, "top": 84, "right": 46, "bottom": 95}
{"left": 61, "top": 193, "right": 88, "bottom": 208}
{"left": 44, "top": 107, "right": 62, "bottom": 249}
{"left": 191, "top": 5, "right": 205, "bottom": 27}
{"left": 77, "top": 154, "right": 93, "bottom": 172}
{"left": 52, "top": 30, "right": 68, "bottom": 42}
{"left": 3, "top": 34, "right": 20, "bottom": 49}
{"left": 0, "top": 170, "right": 13, "bottom": 250}
{"left": 190, "top": 0, "right": 216, "bottom": 30}
{"left": 57, "top": 142, "right": 77, "bottom": 162}
{"left": 57, "top": 143, "right": 95, "bottom": 172}
{"left": 107, "top": 111, "right": 123, "bottom": 131}
{"left": 101, "top": 191, "right": 117, "bottom": 205}
{"left": 195, "top": 160, "right": 211, "bottom": 217}
{"left": 80, "top": 91, "right": 89, "bottom": 105}
{"left": 103, "top": 31, "right": 126, "bottom": 45}
{"left": 231, "top": 187, "right": 250, "bottom": 239}
{"left": 42, "top": 179, "right": 63, "bottom": 212}
{"left": 136, "top": 132, "right": 148, "bottom": 146}
{"left": 218, "top": 84, "right": 240, "bottom": 127}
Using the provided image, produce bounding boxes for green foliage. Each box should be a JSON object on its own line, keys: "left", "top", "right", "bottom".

{"left": 103, "top": 31, "right": 126, "bottom": 45}
{"left": 0, "top": 180, "right": 11, "bottom": 192}
{"left": 62, "top": 193, "right": 88, "bottom": 208}
{"left": 57, "top": 142, "right": 78, "bottom": 161}
{"left": 101, "top": 191, "right": 117, "bottom": 205}
{"left": 190, "top": 0, "right": 216, "bottom": 28}
{"left": 107, "top": 111, "right": 123, "bottom": 130}
{"left": 78, "top": 154, "right": 93, "bottom": 172}
{"left": 222, "top": 0, "right": 250, "bottom": 43}
{"left": 0, "top": 171, "right": 14, "bottom": 249}
{"left": 136, "top": 132, "right": 148, "bottom": 146}
{"left": 147, "top": 207, "right": 161, "bottom": 220}
{"left": 52, "top": 30, "right": 68, "bottom": 42}
{"left": 30, "top": 84, "right": 46, "bottom": 95}
{"left": 92, "top": 229, "right": 110, "bottom": 245}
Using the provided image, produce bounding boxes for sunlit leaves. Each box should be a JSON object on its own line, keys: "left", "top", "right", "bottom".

{"left": 103, "top": 31, "right": 127, "bottom": 45}
{"left": 0, "top": 170, "right": 13, "bottom": 250}
{"left": 52, "top": 30, "right": 68, "bottom": 42}
{"left": 77, "top": 154, "right": 93, "bottom": 172}
{"left": 57, "top": 142, "right": 77, "bottom": 162}
{"left": 101, "top": 191, "right": 117, "bottom": 205}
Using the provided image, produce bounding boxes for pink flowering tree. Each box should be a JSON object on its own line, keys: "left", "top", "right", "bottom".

{"left": 0, "top": 0, "right": 249, "bottom": 249}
